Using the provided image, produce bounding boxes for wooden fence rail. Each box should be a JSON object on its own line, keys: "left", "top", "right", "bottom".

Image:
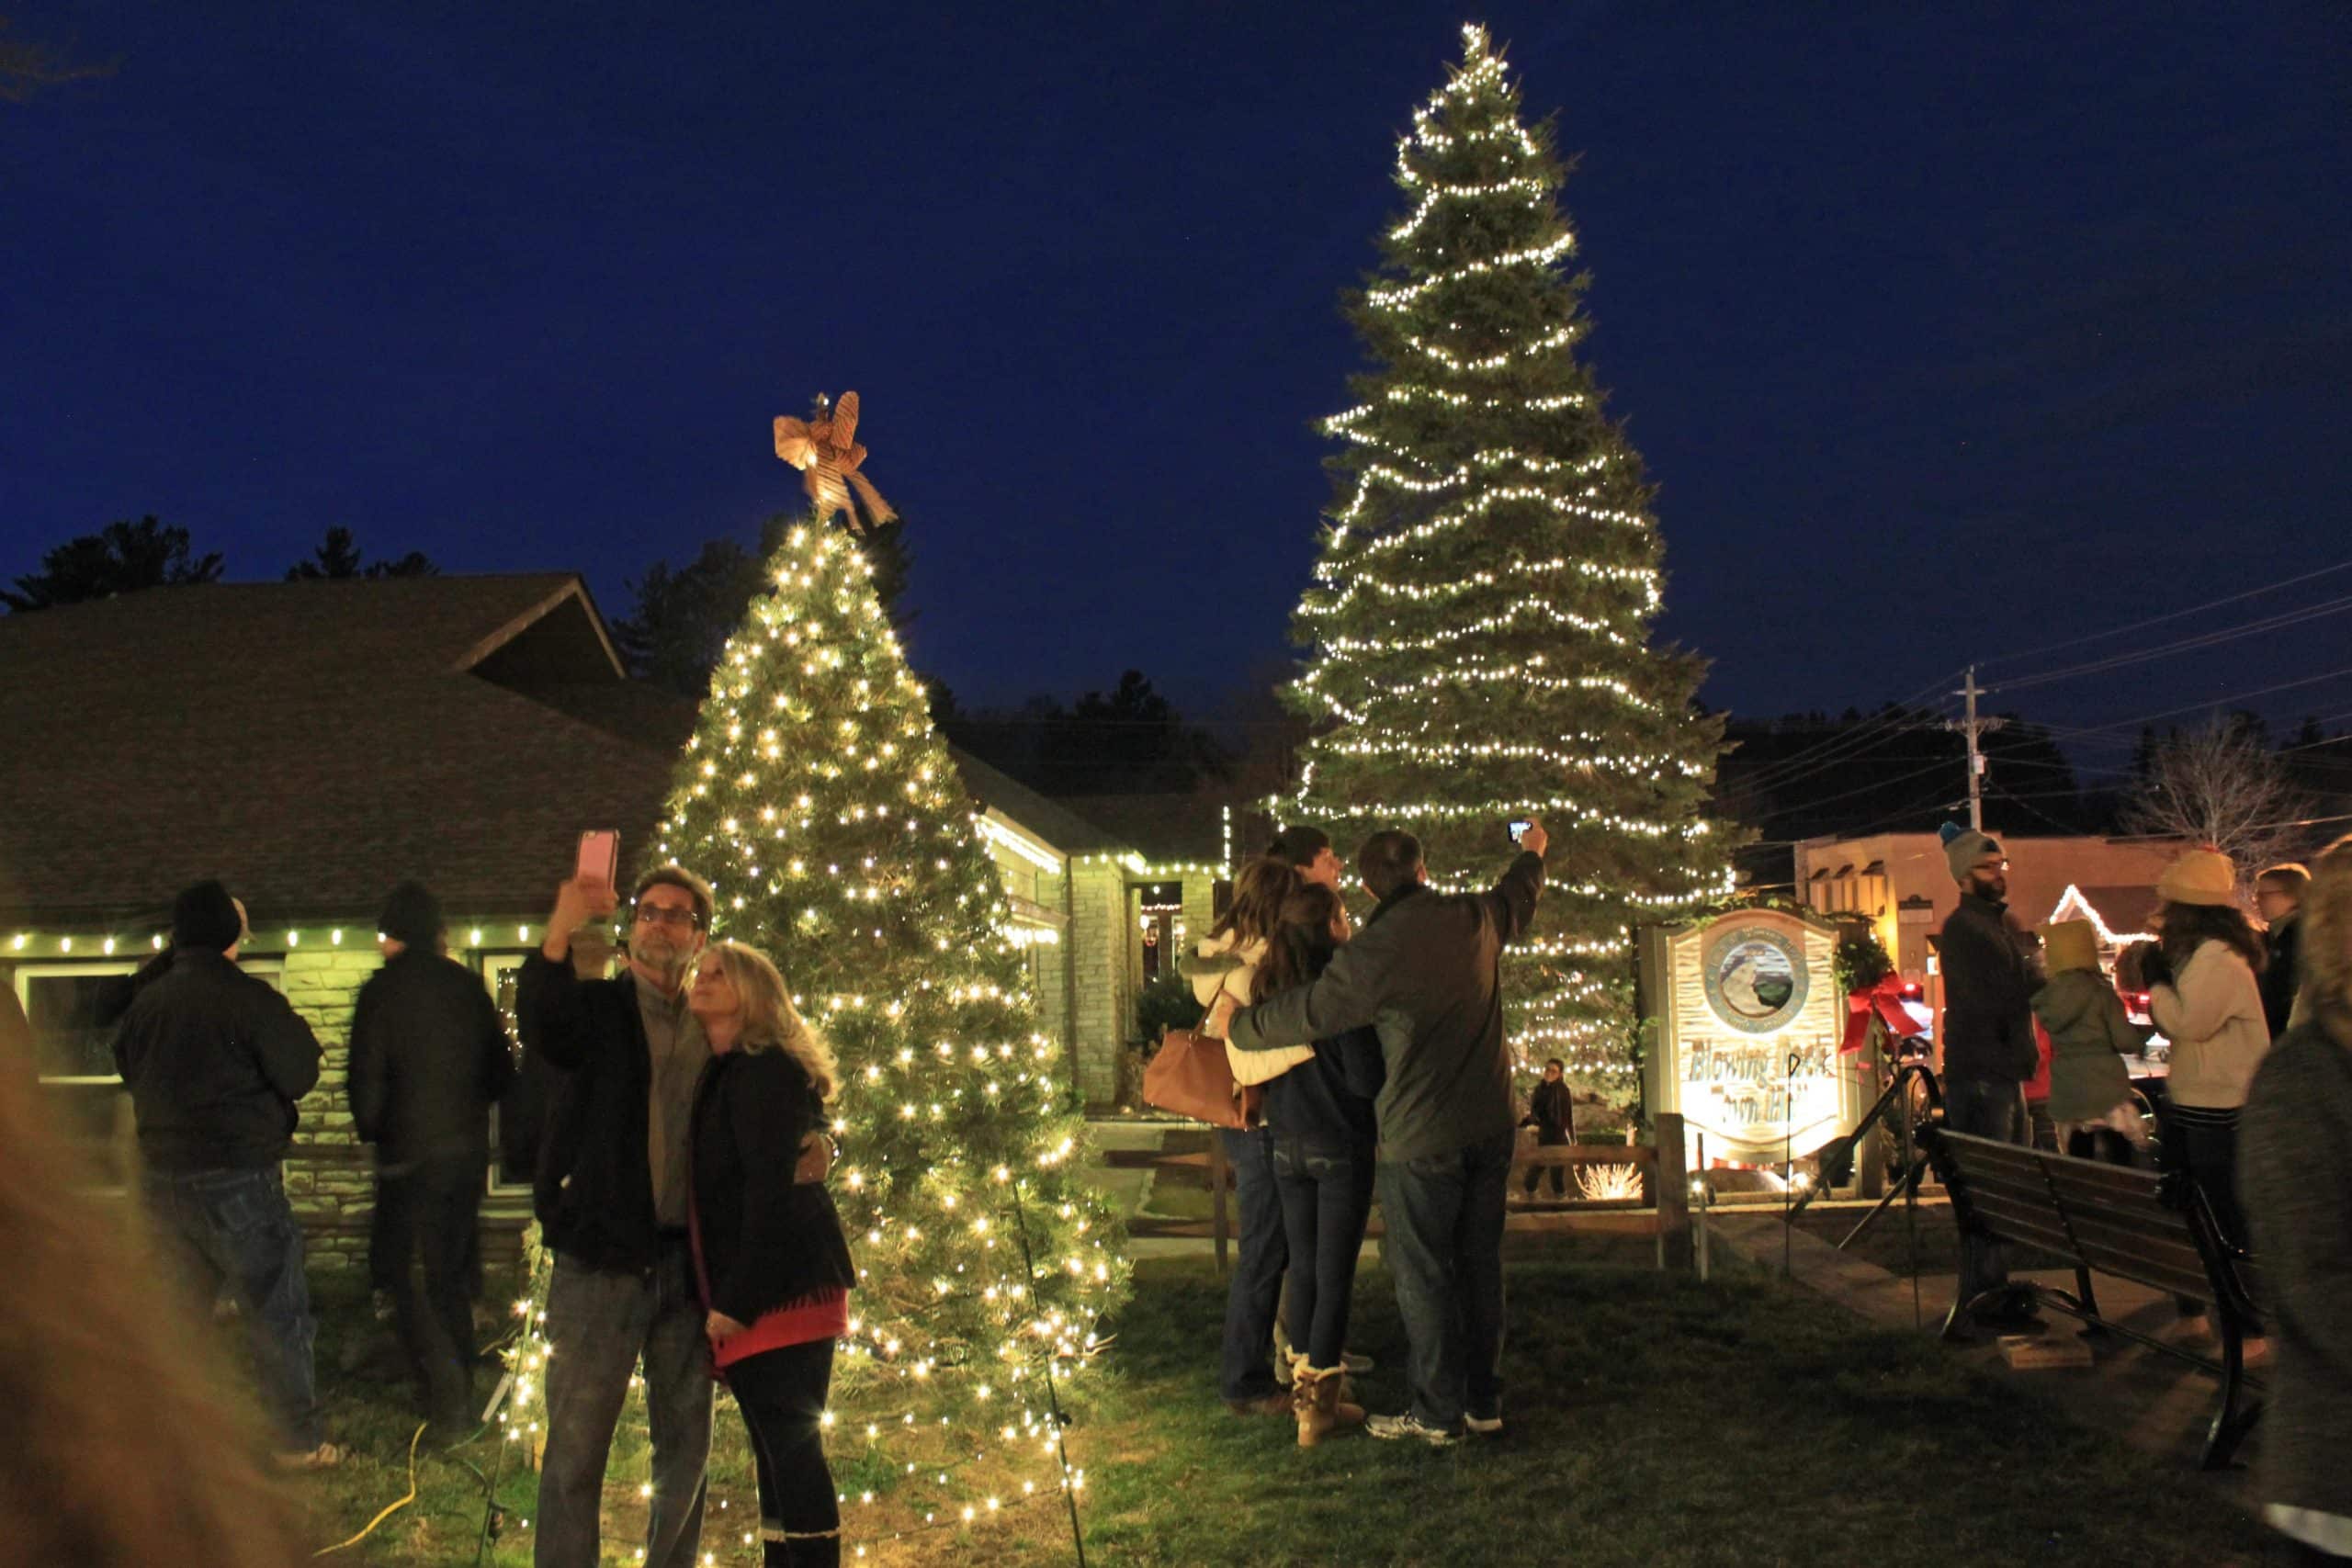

{"left": 1127, "top": 1113, "right": 1690, "bottom": 1273}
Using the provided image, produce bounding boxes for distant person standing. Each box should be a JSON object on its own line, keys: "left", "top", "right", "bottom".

{"left": 113, "top": 880, "right": 337, "bottom": 1468}
{"left": 2257, "top": 863, "right": 2310, "bottom": 1040}
{"left": 2240, "top": 840, "right": 2352, "bottom": 1565}
{"left": 1519, "top": 1058, "right": 1572, "bottom": 1200}
{"left": 2143, "top": 847, "right": 2268, "bottom": 1343}
{"left": 1933, "top": 825, "right": 2044, "bottom": 1332}
{"left": 347, "top": 881, "right": 517, "bottom": 1433}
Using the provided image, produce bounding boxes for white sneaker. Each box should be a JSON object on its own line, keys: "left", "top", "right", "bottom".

{"left": 1464, "top": 1412, "right": 1504, "bottom": 1436}
{"left": 1365, "top": 1412, "right": 1461, "bottom": 1448}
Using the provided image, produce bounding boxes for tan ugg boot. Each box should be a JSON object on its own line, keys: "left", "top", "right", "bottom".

{"left": 1294, "top": 1363, "right": 1366, "bottom": 1448}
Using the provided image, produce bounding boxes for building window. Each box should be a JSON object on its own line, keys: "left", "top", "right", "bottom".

{"left": 1136, "top": 883, "right": 1183, "bottom": 986}
{"left": 16, "top": 962, "right": 137, "bottom": 1081}
{"left": 481, "top": 953, "right": 534, "bottom": 1192}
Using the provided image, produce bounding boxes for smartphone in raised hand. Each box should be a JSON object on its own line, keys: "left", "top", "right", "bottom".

{"left": 1507, "top": 819, "right": 1532, "bottom": 847}
{"left": 575, "top": 829, "right": 619, "bottom": 892}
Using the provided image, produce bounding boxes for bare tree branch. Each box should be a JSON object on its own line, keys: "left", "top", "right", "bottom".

{"left": 2120, "top": 717, "right": 2317, "bottom": 893}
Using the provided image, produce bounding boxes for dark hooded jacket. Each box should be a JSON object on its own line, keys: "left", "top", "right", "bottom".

{"left": 1937, "top": 892, "right": 2041, "bottom": 1084}
{"left": 348, "top": 948, "right": 517, "bottom": 1167}
{"left": 112, "top": 948, "right": 322, "bottom": 1170}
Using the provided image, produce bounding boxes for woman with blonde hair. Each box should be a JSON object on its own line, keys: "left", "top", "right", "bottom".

{"left": 686, "top": 940, "right": 856, "bottom": 1568}
{"left": 2241, "top": 837, "right": 2352, "bottom": 1563}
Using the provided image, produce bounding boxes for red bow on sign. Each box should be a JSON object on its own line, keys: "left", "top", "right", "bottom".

{"left": 773, "top": 390, "right": 899, "bottom": 535}
{"left": 1841, "top": 975, "right": 1931, "bottom": 1055}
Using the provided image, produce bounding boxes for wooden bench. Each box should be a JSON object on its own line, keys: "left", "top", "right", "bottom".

{"left": 1922, "top": 1127, "right": 2265, "bottom": 1470}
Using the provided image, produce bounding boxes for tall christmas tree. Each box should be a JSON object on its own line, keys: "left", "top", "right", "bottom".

{"left": 654, "top": 392, "right": 1128, "bottom": 1525}
{"left": 1288, "top": 27, "right": 1732, "bottom": 1089}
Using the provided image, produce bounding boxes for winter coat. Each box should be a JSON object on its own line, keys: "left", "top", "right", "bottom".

{"left": 1228, "top": 852, "right": 1545, "bottom": 1163}
{"left": 2030, "top": 970, "right": 2143, "bottom": 1124}
{"left": 1525, "top": 1077, "right": 1574, "bottom": 1140}
{"left": 1262, "top": 1026, "right": 1385, "bottom": 1155}
{"left": 1937, "top": 893, "right": 2041, "bottom": 1084}
{"left": 514, "top": 951, "right": 669, "bottom": 1271}
{"left": 1182, "top": 931, "right": 1315, "bottom": 1089}
{"left": 688, "top": 1047, "right": 856, "bottom": 1327}
{"left": 2237, "top": 1021, "right": 2352, "bottom": 1529}
{"left": 2262, "top": 913, "right": 2305, "bottom": 1040}
{"left": 348, "top": 949, "right": 517, "bottom": 1168}
{"left": 112, "top": 948, "right": 322, "bottom": 1171}
{"left": 2151, "top": 939, "right": 2269, "bottom": 1111}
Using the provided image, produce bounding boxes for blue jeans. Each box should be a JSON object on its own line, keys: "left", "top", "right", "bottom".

{"left": 143, "top": 1164, "right": 323, "bottom": 1450}
{"left": 536, "top": 1241, "right": 714, "bottom": 1568}
{"left": 1272, "top": 1136, "right": 1375, "bottom": 1369}
{"left": 1376, "top": 1128, "right": 1514, "bottom": 1429}
{"left": 1218, "top": 1126, "right": 1287, "bottom": 1401}
{"left": 1944, "top": 1077, "right": 2029, "bottom": 1311}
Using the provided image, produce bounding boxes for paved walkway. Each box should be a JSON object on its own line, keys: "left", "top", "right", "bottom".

{"left": 1709, "top": 1211, "right": 2262, "bottom": 1485}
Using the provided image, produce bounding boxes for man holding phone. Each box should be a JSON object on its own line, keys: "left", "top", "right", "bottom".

{"left": 1211, "top": 819, "right": 1547, "bottom": 1447}
{"left": 519, "top": 845, "right": 835, "bottom": 1568}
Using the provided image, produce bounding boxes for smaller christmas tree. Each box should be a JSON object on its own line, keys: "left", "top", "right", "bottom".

{"left": 654, "top": 393, "right": 1128, "bottom": 1524}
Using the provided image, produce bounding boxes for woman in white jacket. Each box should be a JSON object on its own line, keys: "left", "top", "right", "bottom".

{"left": 1183, "top": 857, "right": 1315, "bottom": 1416}
{"left": 2143, "top": 848, "right": 2270, "bottom": 1334}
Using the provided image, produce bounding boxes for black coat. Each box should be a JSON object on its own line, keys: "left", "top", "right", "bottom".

{"left": 514, "top": 951, "right": 665, "bottom": 1271}
{"left": 1261, "top": 1025, "right": 1384, "bottom": 1155}
{"left": 112, "top": 947, "right": 322, "bottom": 1171}
{"left": 1937, "top": 893, "right": 2041, "bottom": 1084}
{"left": 689, "top": 1048, "right": 855, "bottom": 1325}
{"left": 2262, "top": 913, "right": 2304, "bottom": 1039}
{"left": 1230, "top": 852, "right": 1544, "bottom": 1162}
{"left": 348, "top": 949, "right": 517, "bottom": 1167}
{"left": 1526, "top": 1077, "right": 1573, "bottom": 1139}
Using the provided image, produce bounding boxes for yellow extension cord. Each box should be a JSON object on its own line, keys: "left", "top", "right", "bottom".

{"left": 312, "top": 1423, "right": 426, "bottom": 1556}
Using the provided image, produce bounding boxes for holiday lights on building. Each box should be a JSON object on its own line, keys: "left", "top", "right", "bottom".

{"left": 1281, "top": 23, "right": 1734, "bottom": 1089}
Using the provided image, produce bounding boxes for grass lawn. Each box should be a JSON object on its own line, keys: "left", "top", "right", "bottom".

{"left": 288, "top": 1245, "right": 2275, "bottom": 1566}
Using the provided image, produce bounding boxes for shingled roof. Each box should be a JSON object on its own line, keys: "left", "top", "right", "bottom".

{"left": 0, "top": 576, "right": 674, "bottom": 927}
{"left": 0, "top": 575, "right": 1151, "bottom": 931}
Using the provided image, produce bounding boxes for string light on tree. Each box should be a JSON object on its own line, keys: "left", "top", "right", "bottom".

{"left": 673, "top": 394, "right": 1126, "bottom": 1544}
{"left": 1281, "top": 23, "right": 1735, "bottom": 1093}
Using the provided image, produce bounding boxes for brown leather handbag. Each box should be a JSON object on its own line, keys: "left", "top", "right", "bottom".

{"left": 1142, "top": 1025, "right": 1261, "bottom": 1130}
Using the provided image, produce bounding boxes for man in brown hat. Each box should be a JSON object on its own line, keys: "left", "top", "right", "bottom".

{"left": 1935, "top": 824, "right": 2045, "bottom": 1333}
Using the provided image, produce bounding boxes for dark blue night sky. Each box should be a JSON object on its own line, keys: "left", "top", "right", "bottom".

{"left": 6, "top": 3, "right": 2347, "bottom": 758}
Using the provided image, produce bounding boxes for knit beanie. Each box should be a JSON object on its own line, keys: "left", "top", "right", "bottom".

{"left": 171, "top": 879, "right": 244, "bottom": 952}
{"left": 379, "top": 881, "right": 445, "bottom": 948}
{"left": 2041, "top": 919, "right": 2099, "bottom": 975}
{"left": 2157, "top": 847, "right": 2238, "bottom": 908}
{"left": 1939, "top": 821, "right": 2005, "bottom": 885}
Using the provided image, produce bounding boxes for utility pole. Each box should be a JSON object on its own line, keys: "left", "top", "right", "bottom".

{"left": 1947, "top": 665, "right": 2007, "bottom": 830}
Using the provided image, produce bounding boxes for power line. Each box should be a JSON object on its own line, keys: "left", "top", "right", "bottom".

{"left": 1983, "top": 592, "right": 2352, "bottom": 695}
{"left": 2030, "top": 664, "right": 2352, "bottom": 742}
{"left": 1978, "top": 556, "right": 2352, "bottom": 670}
{"left": 1730, "top": 676, "right": 1964, "bottom": 795}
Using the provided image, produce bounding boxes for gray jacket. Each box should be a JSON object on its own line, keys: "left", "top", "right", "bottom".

{"left": 2238, "top": 1021, "right": 2352, "bottom": 1526}
{"left": 1228, "top": 852, "right": 1544, "bottom": 1162}
{"left": 2030, "top": 969, "right": 2143, "bottom": 1124}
